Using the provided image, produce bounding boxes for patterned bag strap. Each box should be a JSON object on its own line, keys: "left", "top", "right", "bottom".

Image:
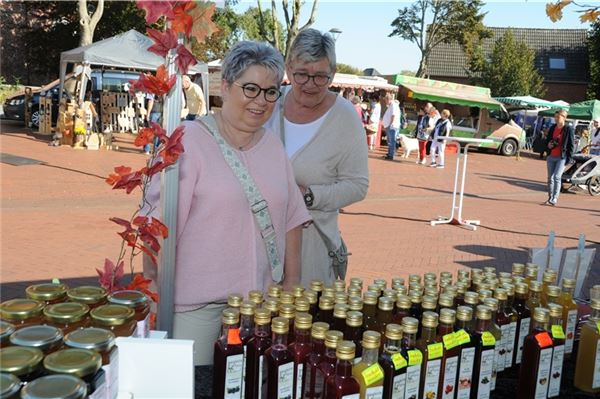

{"left": 197, "top": 115, "right": 283, "bottom": 283}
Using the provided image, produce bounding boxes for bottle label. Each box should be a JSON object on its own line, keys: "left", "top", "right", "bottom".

{"left": 422, "top": 358, "right": 441, "bottom": 399}
{"left": 597, "top": 321, "right": 600, "bottom": 335}
{"left": 341, "top": 395, "right": 360, "bottom": 399}
{"left": 365, "top": 385, "right": 383, "bottom": 399}
{"left": 392, "top": 353, "right": 407, "bottom": 370}
{"left": 441, "top": 356, "right": 458, "bottom": 399}
{"left": 505, "top": 322, "right": 516, "bottom": 369}
{"left": 481, "top": 331, "right": 495, "bottom": 347}
{"left": 404, "top": 365, "right": 421, "bottom": 399}
{"left": 491, "top": 345, "right": 498, "bottom": 390}
{"left": 135, "top": 312, "right": 150, "bottom": 338}
{"left": 516, "top": 317, "right": 531, "bottom": 364}
{"left": 428, "top": 342, "right": 444, "bottom": 360}
{"left": 535, "top": 332, "right": 553, "bottom": 349}
{"left": 223, "top": 353, "right": 244, "bottom": 399}
{"left": 547, "top": 344, "right": 564, "bottom": 397}
{"left": 407, "top": 349, "right": 423, "bottom": 365}
{"left": 362, "top": 363, "right": 384, "bottom": 386}
{"left": 564, "top": 309, "right": 577, "bottom": 354}
{"left": 457, "top": 347, "right": 475, "bottom": 399}
{"left": 455, "top": 329, "right": 471, "bottom": 345}
{"left": 593, "top": 338, "right": 600, "bottom": 389}
{"left": 277, "top": 361, "right": 294, "bottom": 398}
{"left": 258, "top": 355, "right": 264, "bottom": 398}
{"left": 443, "top": 332, "right": 458, "bottom": 350}
{"left": 227, "top": 328, "right": 242, "bottom": 345}
{"left": 476, "top": 349, "right": 494, "bottom": 399}
{"left": 241, "top": 346, "right": 247, "bottom": 399}
{"left": 551, "top": 325, "right": 565, "bottom": 340}
{"left": 392, "top": 373, "right": 406, "bottom": 399}
{"left": 295, "top": 363, "right": 303, "bottom": 399}
{"left": 498, "top": 324, "right": 509, "bottom": 372}
{"left": 534, "top": 347, "right": 552, "bottom": 399}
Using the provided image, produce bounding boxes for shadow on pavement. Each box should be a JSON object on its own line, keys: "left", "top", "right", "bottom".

{"left": 454, "top": 244, "right": 528, "bottom": 272}
{"left": 475, "top": 173, "right": 547, "bottom": 192}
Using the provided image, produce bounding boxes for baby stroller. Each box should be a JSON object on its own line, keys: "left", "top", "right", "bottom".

{"left": 561, "top": 149, "right": 600, "bottom": 196}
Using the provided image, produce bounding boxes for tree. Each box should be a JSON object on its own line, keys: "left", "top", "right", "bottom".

{"left": 336, "top": 63, "right": 363, "bottom": 75}
{"left": 546, "top": 1, "right": 600, "bottom": 23}
{"left": 192, "top": 1, "right": 242, "bottom": 62}
{"left": 588, "top": 21, "right": 600, "bottom": 98}
{"left": 78, "top": 0, "right": 104, "bottom": 46}
{"left": 475, "top": 30, "right": 545, "bottom": 97}
{"left": 388, "top": 0, "right": 490, "bottom": 78}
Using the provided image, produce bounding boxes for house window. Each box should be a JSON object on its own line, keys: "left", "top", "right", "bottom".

{"left": 549, "top": 58, "right": 566, "bottom": 69}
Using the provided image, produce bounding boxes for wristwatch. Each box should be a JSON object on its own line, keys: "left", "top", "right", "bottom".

{"left": 303, "top": 187, "right": 314, "bottom": 207}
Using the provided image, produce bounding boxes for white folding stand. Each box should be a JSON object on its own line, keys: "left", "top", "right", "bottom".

{"left": 430, "top": 137, "right": 493, "bottom": 231}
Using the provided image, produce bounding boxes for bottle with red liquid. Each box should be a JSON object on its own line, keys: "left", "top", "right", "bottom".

{"left": 400, "top": 317, "right": 422, "bottom": 399}
{"left": 547, "top": 304, "right": 565, "bottom": 398}
{"left": 265, "top": 317, "right": 294, "bottom": 399}
{"left": 362, "top": 292, "right": 378, "bottom": 332}
{"left": 279, "top": 304, "right": 296, "bottom": 344}
{"left": 437, "top": 308, "right": 459, "bottom": 399}
{"left": 378, "top": 323, "right": 407, "bottom": 399}
{"left": 318, "top": 330, "right": 345, "bottom": 396}
{"left": 512, "top": 282, "right": 531, "bottom": 366}
{"left": 392, "top": 295, "right": 412, "bottom": 325}
{"left": 213, "top": 308, "right": 244, "bottom": 399}
{"left": 454, "top": 306, "right": 476, "bottom": 399}
{"left": 376, "top": 297, "right": 395, "bottom": 337}
{"left": 409, "top": 292, "right": 423, "bottom": 321}
{"left": 499, "top": 284, "right": 518, "bottom": 370}
{"left": 304, "top": 289, "right": 319, "bottom": 319}
{"left": 240, "top": 300, "right": 256, "bottom": 398}
{"left": 333, "top": 304, "right": 350, "bottom": 332}
{"left": 311, "top": 280, "right": 325, "bottom": 301}
{"left": 344, "top": 311, "right": 364, "bottom": 364}
{"left": 470, "top": 305, "right": 496, "bottom": 399}
{"left": 317, "top": 296, "right": 335, "bottom": 325}
{"left": 289, "top": 312, "right": 312, "bottom": 399}
{"left": 517, "top": 308, "right": 553, "bottom": 399}
{"left": 303, "top": 321, "right": 330, "bottom": 398}
{"left": 244, "top": 308, "right": 272, "bottom": 399}
{"left": 324, "top": 340, "right": 361, "bottom": 399}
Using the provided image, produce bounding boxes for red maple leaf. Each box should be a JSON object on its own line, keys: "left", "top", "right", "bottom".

{"left": 170, "top": 1, "right": 195, "bottom": 37}
{"left": 112, "top": 170, "right": 144, "bottom": 194}
{"left": 110, "top": 217, "right": 137, "bottom": 247}
{"left": 136, "top": 0, "right": 175, "bottom": 24}
{"left": 188, "top": 1, "right": 219, "bottom": 44}
{"left": 129, "top": 65, "right": 176, "bottom": 97}
{"left": 159, "top": 125, "right": 185, "bottom": 165}
{"left": 96, "top": 258, "right": 125, "bottom": 292}
{"left": 135, "top": 127, "right": 156, "bottom": 147}
{"left": 147, "top": 28, "right": 178, "bottom": 58}
{"left": 125, "top": 274, "right": 160, "bottom": 303}
{"left": 175, "top": 44, "right": 197, "bottom": 75}
{"left": 145, "top": 161, "right": 168, "bottom": 178}
{"left": 106, "top": 165, "right": 133, "bottom": 187}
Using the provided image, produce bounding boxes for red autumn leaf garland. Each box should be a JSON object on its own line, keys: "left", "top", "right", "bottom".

{"left": 136, "top": 0, "right": 175, "bottom": 24}
{"left": 97, "top": 259, "right": 125, "bottom": 292}
{"left": 159, "top": 125, "right": 185, "bottom": 164}
{"left": 134, "top": 127, "right": 156, "bottom": 147}
{"left": 175, "top": 44, "right": 197, "bottom": 75}
{"left": 147, "top": 28, "right": 178, "bottom": 58}
{"left": 188, "top": 1, "right": 219, "bottom": 44}
{"left": 129, "top": 65, "right": 176, "bottom": 97}
{"left": 170, "top": 1, "right": 196, "bottom": 37}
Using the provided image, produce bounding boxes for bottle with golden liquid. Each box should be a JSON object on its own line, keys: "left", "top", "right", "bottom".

{"left": 417, "top": 311, "right": 443, "bottom": 399}
{"left": 513, "top": 282, "right": 531, "bottom": 366}
{"left": 547, "top": 304, "right": 565, "bottom": 398}
{"left": 526, "top": 281, "right": 543, "bottom": 314}
{"left": 400, "top": 317, "right": 422, "bottom": 399}
{"left": 524, "top": 264, "right": 538, "bottom": 287}
{"left": 470, "top": 305, "right": 496, "bottom": 399}
{"left": 540, "top": 270, "right": 557, "bottom": 305}
{"left": 362, "top": 292, "right": 378, "bottom": 332}
{"left": 574, "top": 298, "right": 600, "bottom": 393}
{"left": 481, "top": 298, "right": 501, "bottom": 391}
{"left": 543, "top": 285, "right": 561, "bottom": 308}
{"left": 511, "top": 263, "right": 525, "bottom": 278}
{"left": 378, "top": 323, "right": 406, "bottom": 399}
{"left": 353, "top": 331, "right": 384, "bottom": 398}
{"left": 559, "top": 278, "right": 578, "bottom": 356}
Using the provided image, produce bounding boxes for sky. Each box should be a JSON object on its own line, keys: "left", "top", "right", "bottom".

{"left": 232, "top": 0, "right": 592, "bottom": 75}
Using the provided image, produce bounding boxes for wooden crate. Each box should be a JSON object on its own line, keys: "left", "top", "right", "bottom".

{"left": 38, "top": 96, "right": 53, "bottom": 135}
{"left": 101, "top": 92, "right": 144, "bottom": 134}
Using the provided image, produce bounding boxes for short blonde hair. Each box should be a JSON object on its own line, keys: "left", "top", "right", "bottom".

{"left": 441, "top": 109, "right": 452, "bottom": 119}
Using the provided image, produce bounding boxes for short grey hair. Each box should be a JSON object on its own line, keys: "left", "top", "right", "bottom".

{"left": 221, "top": 41, "right": 284, "bottom": 86}
{"left": 288, "top": 29, "right": 336, "bottom": 71}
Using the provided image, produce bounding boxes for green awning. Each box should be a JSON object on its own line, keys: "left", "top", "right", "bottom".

{"left": 538, "top": 99, "right": 600, "bottom": 120}
{"left": 494, "top": 96, "right": 568, "bottom": 109}
{"left": 394, "top": 74, "right": 502, "bottom": 110}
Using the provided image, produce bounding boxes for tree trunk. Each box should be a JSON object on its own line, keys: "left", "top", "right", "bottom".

{"left": 78, "top": 0, "right": 104, "bottom": 46}
{"left": 416, "top": 53, "right": 428, "bottom": 78}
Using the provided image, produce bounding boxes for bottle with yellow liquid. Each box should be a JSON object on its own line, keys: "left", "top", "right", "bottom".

{"left": 526, "top": 281, "right": 543, "bottom": 313}
{"left": 541, "top": 269, "right": 557, "bottom": 305}
{"left": 559, "top": 278, "right": 578, "bottom": 356}
{"left": 482, "top": 298, "right": 501, "bottom": 391}
{"left": 543, "top": 285, "right": 561, "bottom": 308}
{"left": 574, "top": 298, "right": 600, "bottom": 393}
{"left": 417, "top": 311, "right": 443, "bottom": 399}
{"left": 400, "top": 317, "right": 422, "bottom": 399}
{"left": 353, "top": 330, "right": 384, "bottom": 398}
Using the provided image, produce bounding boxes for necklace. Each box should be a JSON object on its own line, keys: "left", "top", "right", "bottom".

{"left": 216, "top": 113, "right": 255, "bottom": 150}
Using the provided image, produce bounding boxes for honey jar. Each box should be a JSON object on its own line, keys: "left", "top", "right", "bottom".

{"left": 25, "top": 283, "right": 68, "bottom": 305}
{"left": 107, "top": 290, "right": 150, "bottom": 337}
{"left": 0, "top": 299, "right": 44, "bottom": 329}
{"left": 0, "top": 346, "right": 43, "bottom": 382}
{"left": 0, "top": 320, "right": 15, "bottom": 347}
{"left": 20, "top": 374, "right": 87, "bottom": 399}
{"left": 9, "top": 325, "right": 63, "bottom": 354}
{"left": 44, "top": 348, "right": 102, "bottom": 382}
{"left": 90, "top": 304, "right": 136, "bottom": 337}
{"left": 64, "top": 327, "right": 116, "bottom": 366}
{"left": 67, "top": 286, "right": 107, "bottom": 309}
{"left": 0, "top": 372, "right": 21, "bottom": 398}
{"left": 43, "top": 302, "right": 90, "bottom": 335}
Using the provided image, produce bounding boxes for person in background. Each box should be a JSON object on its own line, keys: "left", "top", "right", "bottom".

{"left": 543, "top": 109, "right": 575, "bottom": 206}
{"left": 182, "top": 75, "right": 207, "bottom": 121}
{"left": 429, "top": 109, "right": 452, "bottom": 169}
{"left": 382, "top": 92, "right": 401, "bottom": 160}
{"left": 415, "top": 107, "right": 428, "bottom": 164}
{"left": 351, "top": 95, "right": 363, "bottom": 119}
{"left": 143, "top": 93, "right": 162, "bottom": 154}
{"left": 590, "top": 118, "right": 600, "bottom": 155}
{"left": 366, "top": 92, "right": 381, "bottom": 151}
{"left": 265, "top": 28, "right": 369, "bottom": 286}
{"left": 424, "top": 103, "right": 440, "bottom": 159}
{"left": 144, "top": 41, "right": 310, "bottom": 382}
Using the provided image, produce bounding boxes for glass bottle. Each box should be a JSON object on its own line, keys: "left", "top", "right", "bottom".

{"left": 248, "top": 290, "right": 264, "bottom": 308}
{"left": 344, "top": 311, "right": 364, "bottom": 364}
{"left": 526, "top": 281, "right": 542, "bottom": 313}
{"left": 319, "top": 330, "right": 345, "bottom": 397}
{"left": 500, "top": 283, "right": 518, "bottom": 370}
{"left": 470, "top": 305, "right": 496, "bottom": 399}
{"left": 348, "top": 296, "right": 363, "bottom": 313}
{"left": 454, "top": 306, "right": 476, "bottom": 399}
{"left": 303, "top": 321, "right": 330, "bottom": 398}
{"left": 311, "top": 280, "right": 325, "bottom": 301}
{"left": 213, "top": 308, "right": 244, "bottom": 399}
{"left": 378, "top": 323, "right": 406, "bottom": 399}
{"left": 513, "top": 282, "right": 531, "bottom": 366}
{"left": 239, "top": 300, "right": 256, "bottom": 345}
{"left": 481, "top": 298, "right": 502, "bottom": 389}
{"left": 437, "top": 308, "right": 459, "bottom": 399}
{"left": 547, "top": 304, "right": 565, "bottom": 398}
{"left": 317, "top": 296, "right": 335, "bottom": 325}
{"left": 417, "top": 311, "right": 443, "bottom": 399}
{"left": 517, "top": 307, "right": 553, "bottom": 399}
{"left": 400, "top": 317, "right": 422, "bottom": 399}
{"left": 559, "top": 278, "right": 578, "bottom": 356}
{"left": 376, "top": 297, "right": 394, "bottom": 337}
{"left": 279, "top": 304, "right": 296, "bottom": 344}
{"left": 393, "top": 295, "right": 411, "bottom": 325}
{"left": 244, "top": 308, "right": 272, "bottom": 399}
{"left": 333, "top": 304, "right": 350, "bottom": 333}
{"left": 90, "top": 304, "right": 136, "bottom": 337}
{"left": 438, "top": 294, "right": 455, "bottom": 311}
{"left": 455, "top": 283, "right": 467, "bottom": 307}
{"left": 543, "top": 285, "right": 561, "bottom": 308}
{"left": 352, "top": 331, "right": 384, "bottom": 399}
{"left": 304, "top": 289, "right": 319, "bottom": 319}
{"left": 493, "top": 289, "right": 514, "bottom": 375}
{"left": 511, "top": 263, "right": 525, "bottom": 278}
{"left": 409, "top": 292, "right": 423, "bottom": 321}
{"left": 228, "top": 293, "right": 244, "bottom": 309}
{"left": 289, "top": 312, "right": 312, "bottom": 399}
{"left": 324, "top": 341, "right": 361, "bottom": 399}
{"left": 524, "top": 265, "right": 538, "bottom": 288}
{"left": 362, "top": 292, "right": 378, "bottom": 332}
{"left": 265, "top": 317, "right": 294, "bottom": 399}
{"left": 573, "top": 298, "right": 600, "bottom": 393}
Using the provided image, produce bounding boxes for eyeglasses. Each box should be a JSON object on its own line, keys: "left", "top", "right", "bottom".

{"left": 233, "top": 82, "right": 281, "bottom": 103}
{"left": 292, "top": 72, "right": 331, "bottom": 87}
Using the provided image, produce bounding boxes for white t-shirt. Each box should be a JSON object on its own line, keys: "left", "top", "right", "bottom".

{"left": 382, "top": 100, "right": 400, "bottom": 129}
{"left": 284, "top": 111, "right": 329, "bottom": 158}
{"left": 369, "top": 102, "right": 381, "bottom": 124}
{"left": 591, "top": 128, "right": 600, "bottom": 148}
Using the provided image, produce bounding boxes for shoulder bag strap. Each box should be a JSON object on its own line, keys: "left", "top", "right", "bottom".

{"left": 197, "top": 115, "right": 283, "bottom": 283}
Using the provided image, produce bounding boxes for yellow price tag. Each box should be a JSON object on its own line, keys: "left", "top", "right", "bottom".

{"left": 455, "top": 329, "right": 471, "bottom": 345}
{"left": 481, "top": 331, "right": 496, "bottom": 347}
{"left": 361, "top": 363, "right": 384, "bottom": 385}
{"left": 443, "top": 332, "right": 458, "bottom": 350}
{"left": 408, "top": 349, "right": 423, "bottom": 366}
{"left": 428, "top": 342, "right": 443, "bottom": 360}
{"left": 392, "top": 353, "right": 407, "bottom": 370}
{"left": 551, "top": 325, "right": 565, "bottom": 340}
{"left": 596, "top": 321, "right": 600, "bottom": 335}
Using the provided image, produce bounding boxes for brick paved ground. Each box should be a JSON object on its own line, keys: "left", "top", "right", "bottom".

{"left": 1, "top": 120, "right": 598, "bottom": 301}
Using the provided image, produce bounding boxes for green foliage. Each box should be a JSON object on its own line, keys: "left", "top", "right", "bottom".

{"left": 192, "top": 3, "right": 241, "bottom": 62}
{"left": 588, "top": 21, "right": 600, "bottom": 99}
{"left": 336, "top": 63, "right": 363, "bottom": 75}
{"left": 475, "top": 30, "right": 546, "bottom": 97}
{"left": 0, "top": 79, "right": 22, "bottom": 105}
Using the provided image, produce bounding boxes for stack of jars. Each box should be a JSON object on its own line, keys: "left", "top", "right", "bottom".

{"left": 0, "top": 282, "right": 151, "bottom": 398}
{"left": 212, "top": 266, "right": 600, "bottom": 399}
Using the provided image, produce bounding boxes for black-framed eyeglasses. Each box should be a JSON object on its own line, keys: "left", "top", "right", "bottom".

{"left": 233, "top": 82, "right": 281, "bottom": 103}
{"left": 292, "top": 72, "right": 331, "bottom": 87}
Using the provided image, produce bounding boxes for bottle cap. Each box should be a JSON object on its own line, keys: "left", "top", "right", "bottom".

{"left": 263, "top": 299, "right": 280, "bottom": 314}
{"left": 310, "top": 280, "right": 324, "bottom": 292}
{"left": 476, "top": 305, "right": 492, "bottom": 320}
{"left": 323, "top": 287, "right": 336, "bottom": 299}
{"left": 239, "top": 300, "right": 256, "bottom": 316}
{"left": 363, "top": 292, "right": 378, "bottom": 305}
{"left": 227, "top": 293, "right": 243, "bottom": 308}
{"left": 303, "top": 290, "right": 318, "bottom": 305}
{"left": 295, "top": 297, "right": 310, "bottom": 313}
{"left": 221, "top": 308, "right": 240, "bottom": 325}
{"left": 334, "top": 280, "right": 346, "bottom": 292}
{"left": 438, "top": 294, "right": 454, "bottom": 308}
{"left": 529, "top": 281, "right": 542, "bottom": 292}
{"left": 292, "top": 285, "right": 305, "bottom": 298}
{"left": 396, "top": 295, "right": 412, "bottom": 310}
{"left": 378, "top": 297, "right": 395, "bottom": 311}
{"left": 533, "top": 307, "right": 550, "bottom": 323}
{"left": 408, "top": 274, "right": 421, "bottom": 283}
{"left": 267, "top": 285, "right": 282, "bottom": 298}
{"left": 439, "top": 308, "right": 456, "bottom": 324}
{"left": 547, "top": 304, "right": 563, "bottom": 318}
{"left": 478, "top": 289, "right": 493, "bottom": 302}
{"left": 385, "top": 323, "right": 403, "bottom": 340}
{"left": 350, "top": 277, "right": 363, "bottom": 288}
{"left": 361, "top": 330, "right": 381, "bottom": 349}
{"left": 422, "top": 296, "right": 438, "bottom": 310}
{"left": 333, "top": 304, "right": 349, "bottom": 319}
{"left": 526, "top": 267, "right": 538, "bottom": 279}
{"left": 294, "top": 312, "right": 312, "bottom": 330}
{"left": 590, "top": 298, "right": 600, "bottom": 311}
{"left": 382, "top": 289, "right": 398, "bottom": 301}
{"left": 271, "top": 317, "right": 289, "bottom": 334}
{"left": 424, "top": 287, "right": 439, "bottom": 298}
{"left": 346, "top": 311, "right": 363, "bottom": 327}
{"left": 546, "top": 285, "right": 561, "bottom": 299}
{"left": 367, "top": 284, "right": 381, "bottom": 295}
{"left": 561, "top": 278, "right": 576, "bottom": 289}
{"left": 440, "top": 271, "right": 453, "bottom": 280}
{"left": 348, "top": 296, "right": 363, "bottom": 311}
{"left": 278, "top": 304, "right": 296, "bottom": 319}
{"left": 254, "top": 308, "right": 271, "bottom": 325}
{"left": 512, "top": 263, "right": 525, "bottom": 275}
{"left": 311, "top": 321, "right": 330, "bottom": 339}
{"left": 401, "top": 317, "right": 419, "bottom": 334}
{"left": 515, "top": 283, "right": 529, "bottom": 294}
{"left": 248, "top": 290, "right": 264, "bottom": 306}
{"left": 392, "top": 277, "right": 405, "bottom": 287}
{"left": 542, "top": 269, "right": 557, "bottom": 283}
{"left": 493, "top": 288, "right": 507, "bottom": 301}
{"left": 374, "top": 278, "right": 387, "bottom": 289}
{"left": 464, "top": 291, "right": 479, "bottom": 305}
{"left": 422, "top": 311, "right": 439, "bottom": 328}
{"left": 319, "top": 296, "right": 335, "bottom": 310}
{"left": 336, "top": 340, "right": 356, "bottom": 360}
{"left": 483, "top": 298, "right": 499, "bottom": 312}
{"left": 347, "top": 287, "right": 362, "bottom": 298}
{"left": 409, "top": 292, "right": 423, "bottom": 304}
{"left": 502, "top": 283, "right": 515, "bottom": 296}
{"left": 456, "top": 306, "right": 473, "bottom": 322}
{"left": 325, "top": 330, "right": 344, "bottom": 349}
{"left": 334, "top": 293, "right": 348, "bottom": 305}
{"left": 279, "top": 291, "right": 296, "bottom": 305}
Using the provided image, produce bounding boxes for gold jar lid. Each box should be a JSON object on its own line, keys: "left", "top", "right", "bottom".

{"left": 227, "top": 293, "right": 243, "bottom": 308}
{"left": 108, "top": 290, "right": 148, "bottom": 307}
{"left": 424, "top": 287, "right": 439, "bottom": 298}
{"left": 336, "top": 340, "right": 356, "bottom": 360}
{"left": 292, "top": 285, "right": 305, "bottom": 298}
{"left": 373, "top": 278, "right": 387, "bottom": 289}
{"left": 422, "top": 311, "right": 439, "bottom": 328}
{"left": 334, "top": 280, "right": 346, "bottom": 292}
{"left": 546, "top": 286, "right": 561, "bottom": 298}
{"left": 439, "top": 308, "right": 456, "bottom": 324}
{"left": 548, "top": 304, "right": 563, "bottom": 318}
{"left": 334, "top": 293, "right": 348, "bottom": 305}
{"left": 482, "top": 298, "right": 498, "bottom": 312}
{"left": 318, "top": 296, "right": 334, "bottom": 310}
{"left": 0, "top": 346, "right": 43, "bottom": 376}
{"left": 0, "top": 372, "right": 21, "bottom": 397}
{"left": 561, "top": 278, "right": 576, "bottom": 289}
{"left": 363, "top": 292, "right": 378, "bottom": 306}
{"left": 464, "top": 292, "right": 479, "bottom": 305}
{"left": 20, "top": 374, "right": 87, "bottom": 399}
{"left": 408, "top": 274, "right": 421, "bottom": 283}
{"left": 325, "top": 330, "right": 344, "bottom": 349}
{"left": 515, "top": 283, "right": 529, "bottom": 294}
{"left": 311, "top": 322, "right": 329, "bottom": 339}
{"left": 346, "top": 311, "right": 363, "bottom": 327}
{"left": 350, "top": 277, "right": 363, "bottom": 288}
{"left": 512, "top": 263, "right": 525, "bottom": 274}
{"left": 478, "top": 290, "right": 493, "bottom": 302}
{"left": 493, "top": 288, "right": 507, "bottom": 301}
{"left": 0, "top": 320, "right": 15, "bottom": 340}
{"left": 409, "top": 292, "right": 422, "bottom": 304}
{"left": 280, "top": 291, "right": 296, "bottom": 305}
{"left": 310, "top": 280, "right": 324, "bottom": 293}
{"left": 278, "top": 304, "right": 296, "bottom": 319}
{"left": 476, "top": 305, "right": 492, "bottom": 320}
{"left": 263, "top": 299, "right": 280, "bottom": 314}
{"left": 44, "top": 302, "right": 90, "bottom": 324}
{"left": 10, "top": 325, "right": 63, "bottom": 350}
{"left": 294, "top": 312, "right": 312, "bottom": 330}
{"left": 590, "top": 298, "right": 600, "bottom": 311}
{"left": 422, "top": 296, "right": 437, "bottom": 310}
{"left": 347, "top": 296, "right": 363, "bottom": 311}
{"left": 456, "top": 306, "right": 473, "bottom": 322}
{"left": 396, "top": 295, "right": 412, "bottom": 310}
{"left": 254, "top": 308, "right": 271, "bottom": 325}
{"left": 303, "top": 290, "right": 318, "bottom": 305}
{"left": 0, "top": 299, "right": 44, "bottom": 321}
{"left": 322, "top": 287, "right": 336, "bottom": 299}
{"left": 438, "top": 294, "right": 454, "bottom": 308}
{"left": 361, "top": 330, "right": 381, "bottom": 349}
{"left": 533, "top": 307, "right": 550, "bottom": 323}
{"left": 529, "top": 281, "right": 542, "bottom": 292}
{"left": 271, "top": 317, "right": 289, "bottom": 334}
{"left": 66, "top": 286, "right": 107, "bottom": 305}
{"left": 248, "top": 290, "right": 264, "bottom": 306}
{"left": 401, "top": 317, "right": 419, "bottom": 334}
{"left": 382, "top": 289, "right": 398, "bottom": 300}
{"left": 333, "top": 304, "right": 349, "bottom": 319}
{"left": 267, "top": 285, "right": 282, "bottom": 299}
{"left": 502, "top": 283, "right": 515, "bottom": 296}
{"left": 64, "top": 327, "right": 115, "bottom": 353}
{"left": 44, "top": 348, "right": 102, "bottom": 378}
{"left": 90, "top": 304, "right": 135, "bottom": 326}
{"left": 391, "top": 277, "right": 405, "bottom": 287}
{"left": 378, "top": 297, "right": 394, "bottom": 311}
{"left": 239, "top": 301, "right": 256, "bottom": 316}
{"left": 385, "top": 323, "right": 403, "bottom": 340}
{"left": 294, "top": 297, "right": 310, "bottom": 313}
{"left": 347, "top": 287, "right": 362, "bottom": 298}
{"left": 25, "top": 283, "right": 68, "bottom": 302}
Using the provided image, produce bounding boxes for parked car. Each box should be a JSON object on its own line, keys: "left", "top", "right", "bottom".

{"left": 2, "top": 79, "right": 63, "bottom": 128}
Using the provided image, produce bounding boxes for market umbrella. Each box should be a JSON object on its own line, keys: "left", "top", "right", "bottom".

{"left": 538, "top": 99, "right": 600, "bottom": 120}
{"left": 494, "top": 95, "right": 568, "bottom": 109}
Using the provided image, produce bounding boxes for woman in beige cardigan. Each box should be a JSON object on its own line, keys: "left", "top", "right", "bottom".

{"left": 265, "top": 29, "right": 369, "bottom": 286}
